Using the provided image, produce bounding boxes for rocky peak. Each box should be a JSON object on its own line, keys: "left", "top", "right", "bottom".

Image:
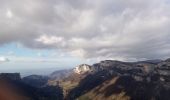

{"left": 165, "top": 58, "right": 170, "bottom": 62}
{"left": 73, "top": 64, "right": 92, "bottom": 74}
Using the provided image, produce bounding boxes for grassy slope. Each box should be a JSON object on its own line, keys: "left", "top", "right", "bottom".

{"left": 78, "top": 76, "right": 130, "bottom": 100}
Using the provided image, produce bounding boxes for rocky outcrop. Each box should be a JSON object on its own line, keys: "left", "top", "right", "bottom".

{"left": 73, "top": 64, "right": 92, "bottom": 74}
{"left": 165, "top": 58, "right": 170, "bottom": 62}
{"left": 67, "top": 59, "right": 170, "bottom": 100}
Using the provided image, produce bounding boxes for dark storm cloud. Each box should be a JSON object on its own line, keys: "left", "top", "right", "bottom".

{"left": 0, "top": 0, "right": 170, "bottom": 60}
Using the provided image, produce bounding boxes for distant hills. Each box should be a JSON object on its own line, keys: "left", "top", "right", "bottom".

{"left": 0, "top": 58, "right": 170, "bottom": 100}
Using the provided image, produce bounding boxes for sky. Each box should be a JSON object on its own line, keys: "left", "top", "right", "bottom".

{"left": 0, "top": 0, "right": 170, "bottom": 75}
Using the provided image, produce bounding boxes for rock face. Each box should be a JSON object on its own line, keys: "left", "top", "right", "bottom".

{"left": 165, "top": 58, "right": 170, "bottom": 62}
{"left": 73, "top": 64, "right": 92, "bottom": 74}
{"left": 66, "top": 59, "right": 170, "bottom": 100}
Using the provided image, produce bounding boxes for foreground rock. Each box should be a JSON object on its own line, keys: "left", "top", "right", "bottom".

{"left": 0, "top": 73, "right": 63, "bottom": 100}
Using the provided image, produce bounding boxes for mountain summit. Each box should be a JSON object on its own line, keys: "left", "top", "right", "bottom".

{"left": 73, "top": 64, "right": 92, "bottom": 74}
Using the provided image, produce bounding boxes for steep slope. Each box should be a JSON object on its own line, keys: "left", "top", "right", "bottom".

{"left": 22, "top": 75, "right": 49, "bottom": 88}
{"left": 66, "top": 59, "right": 170, "bottom": 100}
{"left": 48, "top": 65, "right": 93, "bottom": 98}
{"left": 77, "top": 75, "right": 170, "bottom": 100}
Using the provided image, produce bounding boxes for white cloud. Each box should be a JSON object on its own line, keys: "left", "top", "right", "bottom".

{"left": 6, "top": 9, "right": 13, "bottom": 18}
{"left": 35, "top": 34, "right": 64, "bottom": 45}
{"left": 70, "top": 49, "right": 87, "bottom": 58}
{"left": 0, "top": 0, "right": 170, "bottom": 60}
{"left": 0, "top": 56, "right": 10, "bottom": 63}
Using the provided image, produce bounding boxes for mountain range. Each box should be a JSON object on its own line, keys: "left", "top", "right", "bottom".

{"left": 0, "top": 58, "right": 170, "bottom": 100}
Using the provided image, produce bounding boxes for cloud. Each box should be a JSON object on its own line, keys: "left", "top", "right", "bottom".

{"left": 0, "top": 0, "right": 170, "bottom": 60}
{"left": 0, "top": 57, "right": 10, "bottom": 63}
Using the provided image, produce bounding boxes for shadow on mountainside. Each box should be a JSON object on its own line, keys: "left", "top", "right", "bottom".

{"left": 66, "top": 70, "right": 117, "bottom": 100}
{"left": 103, "top": 76, "right": 170, "bottom": 100}
{"left": 66, "top": 73, "right": 170, "bottom": 100}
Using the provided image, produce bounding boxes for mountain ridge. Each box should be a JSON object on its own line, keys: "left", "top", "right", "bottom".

{"left": 0, "top": 58, "right": 170, "bottom": 100}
